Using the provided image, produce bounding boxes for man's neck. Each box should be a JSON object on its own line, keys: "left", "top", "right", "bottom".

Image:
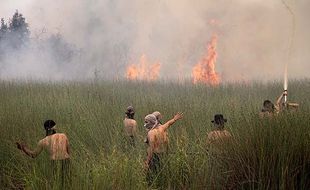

{"left": 46, "top": 130, "right": 56, "bottom": 136}
{"left": 126, "top": 115, "right": 134, "bottom": 119}
{"left": 213, "top": 125, "right": 224, "bottom": 131}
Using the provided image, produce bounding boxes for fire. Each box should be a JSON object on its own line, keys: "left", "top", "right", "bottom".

{"left": 126, "top": 55, "right": 161, "bottom": 81}
{"left": 192, "top": 35, "right": 220, "bottom": 85}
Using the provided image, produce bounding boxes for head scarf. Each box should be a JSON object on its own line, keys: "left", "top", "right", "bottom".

{"left": 152, "top": 111, "right": 161, "bottom": 120}
{"left": 144, "top": 114, "right": 158, "bottom": 130}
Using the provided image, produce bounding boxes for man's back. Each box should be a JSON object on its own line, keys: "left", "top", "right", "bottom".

{"left": 207, "top": 130, "right": 231, "bottom": 145}
{"left": 123, "top": 118, "right": 137, "bottom": 136}
{"left": 40, "top": 133, "right": 70, "bottom": 160}
{"left": 148, "top": 128, "right": 167, "bottom": 153}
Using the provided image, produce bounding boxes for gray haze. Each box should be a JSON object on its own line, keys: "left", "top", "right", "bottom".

{"left": 0, "top": 0, "right": 309, "bottom": 81}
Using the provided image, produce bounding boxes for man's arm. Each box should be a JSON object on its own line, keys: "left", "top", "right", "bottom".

{"left": 160, "top": 112, "right": 183, "bottom": 131}
{"left": 17, "top": 141, "right": 43, "bottom": 158}
{"left": 276, "top": 91, "right": 285, "bottom": 108}
{"left": 288, "top": 102, "right": 299, "bottom": 108}
{"left": 66, "top": 137, "right": 70, "bottom": 155}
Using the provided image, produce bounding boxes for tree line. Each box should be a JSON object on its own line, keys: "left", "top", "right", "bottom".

{"left": 0, "top": 10, "right": 77, "bottom": 66}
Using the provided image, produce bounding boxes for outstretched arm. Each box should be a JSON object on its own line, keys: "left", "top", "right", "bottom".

{"left": 287, "top": 102, "right": 299, "bottom": 107}
{"left": 160, "top": 112, "right": 183, "bottom": 131}
{"left": 16, "top": 141, "right": 43, "bottom": 158}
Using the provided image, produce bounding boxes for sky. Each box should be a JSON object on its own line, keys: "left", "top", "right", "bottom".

{"left": 0, "top": 0, "right": 309, "bottom": 81}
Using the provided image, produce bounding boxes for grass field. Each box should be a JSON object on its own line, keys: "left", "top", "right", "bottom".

{"left": 0, "top": 79, "right": 309, "bottom": 189}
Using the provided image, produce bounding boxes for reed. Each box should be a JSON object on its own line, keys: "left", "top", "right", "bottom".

{"left": 0, "top": 79, "right": 309, "bottom": 189}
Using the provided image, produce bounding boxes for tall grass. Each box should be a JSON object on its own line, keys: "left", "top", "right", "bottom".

{"left": 0, "top": 79, "right": 309, "bottom": 189}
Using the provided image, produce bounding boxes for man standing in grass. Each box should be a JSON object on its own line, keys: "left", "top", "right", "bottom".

{"left": 123, "top": 106, "right": 137, "bottom": 147}
{"left": 144, "top": 112, "right": 183, "bottom": 185}
{"left": 16, "top": 120, "right": 70, "bottom": 187}
{"left": 260, "top": 90, "right": 299, "bottom": 118}
{"left": 152, "top": 111, "right": 169, "bottom": 152}
{"left": 206, "top": 114, "right": 231, "bottom": 148}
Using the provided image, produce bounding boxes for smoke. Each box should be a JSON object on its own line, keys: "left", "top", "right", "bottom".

{"left": 0, "top": 0, "right": 309, "bottom": 81}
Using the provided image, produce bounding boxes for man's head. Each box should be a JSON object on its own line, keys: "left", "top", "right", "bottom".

{"left": 125, "top": 106, "right": 135, "bottom": 119}
{"left": 152, "top": 111, "right": 162, "bottom": 124}
{"left": 44, "top": 120, "right": 56, "bottom": 136}
{"left": 262, "top": 100, "right": 275, "bottom": 112}
{"left": 144, "top": 114, "right": 158, "bottom": 131}
{"left": 211, "top": 114, "right": 227, "bottom": 129}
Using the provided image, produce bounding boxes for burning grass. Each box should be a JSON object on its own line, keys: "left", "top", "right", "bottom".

{"left": 126, "top": 55, "right": 161, "bottom": 81}
{"left": 0, "top": 79, "right": 309, "bottom": 189}
{"left": 192, "top": 35, "right": 220, "bottom": 85}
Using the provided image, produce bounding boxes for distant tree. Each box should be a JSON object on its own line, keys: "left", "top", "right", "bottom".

{"left": 0, "top": 10, "right": 78, "bottom": 69}
{"left": 0, "top": 18, "right": 8, "bottom": 40}
{"left": 0, "top": 10, "right": 30, "bottom": 61}
{"left": 0, "top": 18, "right": 9, "bottom": 60}
{"left": 7, "top": 10, "right": 30, "bottom": 48}
{"left": 46, "top": 33, "right": 76, "bottom": 64}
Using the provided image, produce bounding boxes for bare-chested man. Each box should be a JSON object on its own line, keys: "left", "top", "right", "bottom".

{"left": 16, "top": 120, "right": 70, "bottom": 186}
{"left": 260, "top": 90, "right": 299, "bottom": 118}
{"left": 144, "top": 112, "right": 183, "bottom": 185}
{"left": 152, "top": 111, "right": 169, "bottom": 151}
{"left": 123, "top": 106, "right": 137, "bottom": 146}
{"left": 206, "top": 114, "right": 231, "bottom": 149}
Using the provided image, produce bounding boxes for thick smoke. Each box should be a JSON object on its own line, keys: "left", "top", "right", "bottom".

{"left": 0, "top": 0, "right": 309, "bottom": 81}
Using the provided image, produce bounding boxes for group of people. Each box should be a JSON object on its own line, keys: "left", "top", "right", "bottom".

{"left": 123, "top": 106, "right": 232, "bottom": 185}
{"left": 16, "top": 90, "right": 298, "bottom": 186}
{"left": 123, "top": 90, "right": 299, "bottom": 184}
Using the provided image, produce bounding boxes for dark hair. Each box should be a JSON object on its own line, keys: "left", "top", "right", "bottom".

{"left": 126, "top": 113, "right": 135, "bottom": 119}
{"left": 44, "top": 120, "right": 56, "bottom": 130}
{"left": 262, "top": 100, "right": 275, "bottom": 112}
{"left": 125, "top": 106, "right": 135, "bottom": 119}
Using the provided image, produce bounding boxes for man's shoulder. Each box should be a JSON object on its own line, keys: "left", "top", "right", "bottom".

{"left": 157, "top": 124, "right": 166, "bottom": 131}
{"left": 148, "top": 128, "right": 160, "bottom": 137}
{"left": 54, "top": 133, "right": 68, "bottom": 139}
{"left": 223, "top": 130, "right": 231, "bottom": 137}
{"left": 208, "top": 130, "right": 230, "bottom": 138}
{"left": 38, "top": 137, "right": 46, "bottom": 145}
{"left": 207, "top": 131, "right": 217, "bottom": 139}
{"left": 131, "top": 119, "right": 137, "bottom": 125}
{"left": 148, "top": 129, "right": 156, "bottom": 135}
{"left": 124, "top": 118, "right": 137, "bottom": 124}
{"left": 207, "top": 130, "right": 217, "bottom": 136}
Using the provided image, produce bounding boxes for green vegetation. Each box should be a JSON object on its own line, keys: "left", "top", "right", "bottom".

{"left": 0, "top": 80, "right": 309, "bottom": 189}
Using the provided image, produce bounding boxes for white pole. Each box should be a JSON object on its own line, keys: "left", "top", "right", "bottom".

{"left": 281, "top": 0, "right": 296, "bottom": 104}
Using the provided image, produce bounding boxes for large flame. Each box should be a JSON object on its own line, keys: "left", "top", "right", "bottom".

{"left": 126, "top": 54, "right": 161, "bottom": 81}
{"left": 192, "top": 35, "right": 220, "bottom": 85}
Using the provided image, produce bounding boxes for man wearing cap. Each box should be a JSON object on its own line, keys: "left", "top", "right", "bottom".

{"left": 144, "top": 112, "right": 183, "bottom": 185}
{"left": 207, "top": 114, "right": 231, "bottom": 147}
{"left": 123, "top": 106, "right": 137, "bottom": 146}
{"left": 16, "top": 120, "right": 70, "bottom": 186}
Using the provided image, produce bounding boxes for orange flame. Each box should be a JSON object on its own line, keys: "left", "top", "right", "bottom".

{"left": 192, "top": 35, "right": 220, "bottom": 85}
{"left": 126, "top": 55, "right": 161, "bottom": 81}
